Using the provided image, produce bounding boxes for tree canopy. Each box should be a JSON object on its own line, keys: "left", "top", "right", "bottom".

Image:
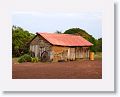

{"left": 12, "top": 25, "right": 35, "bottom": 57}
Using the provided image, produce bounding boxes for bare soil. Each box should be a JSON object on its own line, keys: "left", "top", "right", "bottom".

{"left": 12, "top": 59, "right": 102, "bottom": 79}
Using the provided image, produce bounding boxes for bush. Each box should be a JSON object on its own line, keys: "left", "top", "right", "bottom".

{"left": 31, "top": 57, "right": 39, "bottom": 63}
{"left": 18, "top": 54, "right": 31, "bottom": 63}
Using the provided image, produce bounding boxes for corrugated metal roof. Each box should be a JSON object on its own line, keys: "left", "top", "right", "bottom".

{"left": 36, "top": 32, "right": 93, "bottom": 46}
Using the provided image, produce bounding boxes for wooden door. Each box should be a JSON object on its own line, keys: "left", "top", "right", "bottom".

{"left": 70, "top": 48, "right": 75, "bottom": 60}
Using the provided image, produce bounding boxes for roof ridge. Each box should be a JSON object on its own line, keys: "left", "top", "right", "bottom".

{"left": 36, "top": 32, "right": 82, "bottom": 36}
{"left": 36, "top": 32, "right": 93, "bottom": 46}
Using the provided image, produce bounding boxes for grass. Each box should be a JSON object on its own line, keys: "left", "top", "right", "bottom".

{"left": 94, "top": 52, "right": 102, "bottom": 59}
{"left": 12, "top": 57, "right": 19, "bottom": 64}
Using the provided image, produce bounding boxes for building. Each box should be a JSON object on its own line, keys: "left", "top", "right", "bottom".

{"left": 30, "top": 32, "right": 93, "bottom": 62}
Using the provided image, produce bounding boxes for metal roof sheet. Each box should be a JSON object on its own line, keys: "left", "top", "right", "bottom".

{"left": 36, "top": 32, "right": 93, "bottom": 46}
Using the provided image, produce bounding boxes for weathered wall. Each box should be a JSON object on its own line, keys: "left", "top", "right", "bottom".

{"left": 69, "top": 48, "right": 75, "bottom": 60}
{"left": 75, "top": 47, "right": 90, "bottom": 59}
{"left": 30, "top": 35, "right": 52, "bottom": 61}
{"left": 51, "top": 46, "right": 90, "bottom": 62}
{"left": 51, "top": 46, "right": 69, "bottom": 62}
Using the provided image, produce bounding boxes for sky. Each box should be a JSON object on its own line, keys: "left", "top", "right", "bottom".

{"left": 12, "top": 12, "right": 102, "bottom": 39}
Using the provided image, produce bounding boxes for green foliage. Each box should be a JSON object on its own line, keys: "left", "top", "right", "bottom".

{"left": 64, "top": 28, "right": 102, "bottom": 52}
{"left": 96, "top": 38, "right": 102, "bottom": 52}
{"left": 18, "top": 54, "right": 32, "bottom": 63}
{"left": 12, "top": 25, "right": 35, "bottom": 57}
{"left": 64, "top": 28, "right": 91, "bottom": 39}
{"left": 31, "top": 57, "right": 39, "bottom": 63}
{"left": 18, "top": 54, "right": 40, "bottom": 63}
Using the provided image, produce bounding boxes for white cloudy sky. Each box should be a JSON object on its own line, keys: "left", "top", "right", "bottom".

{"left": 12, "top": 12, "right": 102, "bottom": 39}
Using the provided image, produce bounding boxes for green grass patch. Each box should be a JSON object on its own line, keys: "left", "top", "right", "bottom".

{"left": 94, "top": 52, "right": 102, "bottom": 59}
{"left": 12, "top": 57, "right": 19, "bottom": 64}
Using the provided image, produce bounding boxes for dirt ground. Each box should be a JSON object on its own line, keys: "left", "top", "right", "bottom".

{"left": 12, "top": 59, "right": 102, "bottom": 79}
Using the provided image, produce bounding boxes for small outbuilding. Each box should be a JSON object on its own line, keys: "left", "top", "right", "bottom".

{"left": 30, "top": 32, "right": 93, "bottom": 62}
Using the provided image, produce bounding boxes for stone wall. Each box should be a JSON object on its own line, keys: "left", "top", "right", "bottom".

{"left": 51, "top": 46, "right": 69, "bottom": 62}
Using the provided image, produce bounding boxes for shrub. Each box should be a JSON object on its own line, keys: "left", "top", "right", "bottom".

{"left": 31, "top": 57, "right": 39, "bottom": 63}
{"left": 18, "top": 54, "right": 31, "bottom": 63}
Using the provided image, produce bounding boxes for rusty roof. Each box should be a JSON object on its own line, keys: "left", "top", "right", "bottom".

{"left": 36, "top": 32, "right": 93, "bottom": 46}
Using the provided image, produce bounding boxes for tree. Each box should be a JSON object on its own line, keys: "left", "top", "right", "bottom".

{"left": 96, "top": 38, "right": 102, "bottom": 52}
{"left": 12, "top": 25, "right": 35, "bottom": 57}
{"left": 55, "top": 30, "right": 62, "bottom": 34}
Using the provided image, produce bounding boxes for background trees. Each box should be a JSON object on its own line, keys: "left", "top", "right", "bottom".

{"left": 12, "top": 25, "right": 35, "bottom": 57}
{"left": 96, "top": 38, "right": 102, "bottom": 52}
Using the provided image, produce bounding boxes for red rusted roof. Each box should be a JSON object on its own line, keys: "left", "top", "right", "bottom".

{"left": 36, "top": 32, "right": 93, "bottom": 46}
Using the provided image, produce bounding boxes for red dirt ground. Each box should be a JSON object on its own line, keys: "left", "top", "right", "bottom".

{"left": 12, "top": 59, "right": 102, "bottom": 79}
